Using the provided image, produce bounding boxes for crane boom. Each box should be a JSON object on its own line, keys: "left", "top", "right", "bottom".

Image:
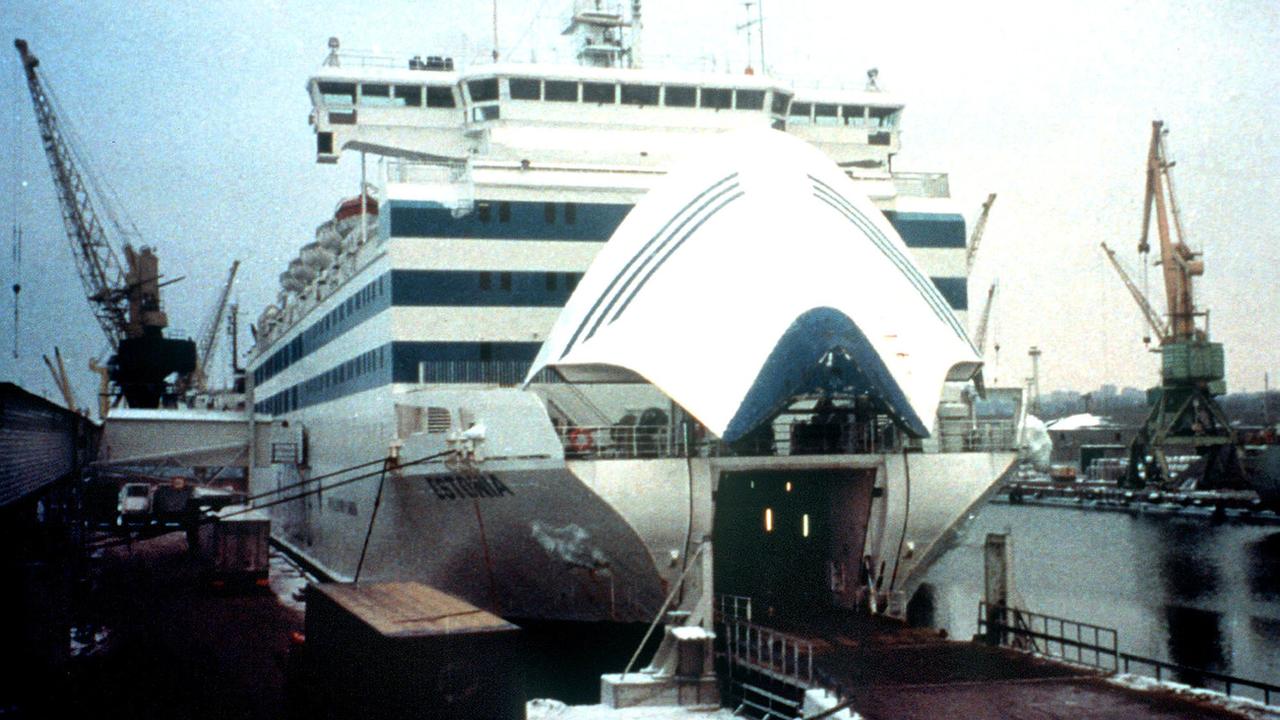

{"left": 1100, "top": 241, "right": 1168, "bottom": 343}
{"left": 15, "top": 38, "right": 196, "bottom": 409}
{"left": 972, "top": 280, "right": 997, "bottom": 355}
{"left": 194, "top": 260, "right": 241, "bottom": 391}
{"left": 14, "top": 39, "right": 129, "bottom": 347}
{"left": 1141, "top": 120, "right": 1203, "bottom": 341}
{"left": 965, "top": 192, "right": 997, "bottom": 271}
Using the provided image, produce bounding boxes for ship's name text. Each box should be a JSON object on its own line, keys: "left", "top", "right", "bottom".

{"left": 426, "top": 474, "right": 515, "bottom": 501}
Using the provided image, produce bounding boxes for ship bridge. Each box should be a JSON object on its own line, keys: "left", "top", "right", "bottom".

{"left": 306, "top": 49, "right": 904, "bottom": 171}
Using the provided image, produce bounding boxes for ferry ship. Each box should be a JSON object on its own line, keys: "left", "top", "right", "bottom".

{"left": 245, "top": 3, "right": 1024, "bottom": 630}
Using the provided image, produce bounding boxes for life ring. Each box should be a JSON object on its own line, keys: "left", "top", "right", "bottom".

{"left": 566, "top": 427, "right": 595, "bottom": 455}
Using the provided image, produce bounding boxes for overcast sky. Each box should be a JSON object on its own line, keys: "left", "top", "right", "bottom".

{"left": 2, "top": 0, "right": 1277, "bottom": 412}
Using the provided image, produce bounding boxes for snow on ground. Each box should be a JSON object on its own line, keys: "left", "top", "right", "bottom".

{"left": 526, "top": 700, "right": 735, "bottom": 720}
{"left": 269, "top": 547, "right": 310, "bottom": 612}
{"left": 1110, "top": 674, "right": 1280, "bottom": 720}
{"left": 1045, "top": 413, "right": 1112, "bottom": 430}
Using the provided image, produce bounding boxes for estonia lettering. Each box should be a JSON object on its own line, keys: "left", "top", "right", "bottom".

{"left": 426, "top": 474, "right": 515, "bottom": 501}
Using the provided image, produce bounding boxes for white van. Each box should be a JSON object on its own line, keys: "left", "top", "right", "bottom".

{"left": 117, "top": 483, "right": 153, "bottom": 523}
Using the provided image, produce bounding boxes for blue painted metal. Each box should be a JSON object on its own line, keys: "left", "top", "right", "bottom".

{"left": 722, "top": 307, "right": 926, "bottom": 442}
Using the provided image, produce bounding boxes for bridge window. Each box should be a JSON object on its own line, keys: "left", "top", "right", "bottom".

{"left": 564, "top": 202, "right": 577, "bottom": 224}
{"left": 700, "top": 87, "right": 731, "bottom": 110}
{"left": 735, "top": 89, "right": 765, "bottom": 110}
{"left": 869, "top": 106, "right": 899, "bottom": 128}
{"left": 426, "top": 86, "right": 456, "bottom": 108}
{"left": 545, "top": 272, "right": 558, "bottom": 290}
{"left": 360, "top": 84, "right": 394, "bottom": 105}
{"left": 842, "top": 105, "right": 866, "bottom": 126}
{"left": 318, "top": 81, "right": 356, "bottom": 105}
{"left": 479, "top": 272, "right": 492, "bottom": 290}
{"left": 815, "top": 103, "right": 839, "bottom": 126}
{"left": 500, "top": 272, "right": 512, "bottom": 291}
{"left": 544, "top": 203, "right": 556, "bottom": 224}
{"left": 771, "top": 91, "right": 791, "bottom": 115}
{"left": 788, "top": 102, "right": 812, "bottom": 125}
{"left": 620, "top": 84, "right": 659, "bottom": 106}
{"left": 472, "top": 105, "right": 500, "bottom": 122}
{"left": 664, "top": 85, "right": 696, "bottom": 107}
{"left": 582, "top": 82, "right": 616, "bottom": 104}
{"left": 468, "top": 78, "right": 499, "bottom": 102}
{"left": 509, "top": 78, "right": 541, "bottom": 100}
{"left": 394, "top": 86, "right": 422, "bottom": 107}
{"left": 545, "top": 80, "right": 578, "bottom": 102}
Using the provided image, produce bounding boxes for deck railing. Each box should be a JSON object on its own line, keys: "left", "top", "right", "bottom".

{"left": 978, "top": 601, "right": 1280, "bottom": 707}
{"left": 721, "top": 620, "right": 816, "bottom": 688}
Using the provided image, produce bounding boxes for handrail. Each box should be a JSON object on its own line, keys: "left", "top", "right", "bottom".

{"left": 717, "top": 594, "right": 753, "bottom": 623}
{"left": 979, "top": 601, "right": 1280, "bottom": 706}
{"left": 978, "top": 600, "right": 1118, "bottom": 671}
{"left": 1118, "top": 653, "right": 1278, "bottom": 707}
{"left": 720, "top": 619, "right": 815, "bottom": 688}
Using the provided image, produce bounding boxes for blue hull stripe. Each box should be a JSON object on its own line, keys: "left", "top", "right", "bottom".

{"left": 254, "top": 341, "right": 545, "bottom": 415}
{"left": 390, "top": 269, "right": 583, "bottom": 307}
{"left": 388, "top": 200, "right": 631, "bottom": 241}
{"left": 387, "top": 199, "right": 960, "bottom": 248}
{"left": 881, "top": 211, "right": 966, "bottom": 249}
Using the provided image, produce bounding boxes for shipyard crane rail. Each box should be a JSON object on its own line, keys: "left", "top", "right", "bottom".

{"left": 14, "top": 38, "right": 129, "bottom": 347}
{"left": 965, "top": 192, "right": 997, "bottom": 271}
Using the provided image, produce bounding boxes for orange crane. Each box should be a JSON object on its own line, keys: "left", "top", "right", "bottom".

{"left": 14, "top": 39, "right": 195, "bottom": 408}
{"left": 1102, "top": 121, "right": 1238, "bottom": 489}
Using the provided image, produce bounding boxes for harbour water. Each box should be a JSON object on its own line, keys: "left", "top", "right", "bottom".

{"left": 921, "top": 500, "right": 1280, "bottom": 688}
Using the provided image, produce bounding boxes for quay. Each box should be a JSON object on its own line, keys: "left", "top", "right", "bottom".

{"left": 5, "top": 525, "right": 1276, "bottom": 719}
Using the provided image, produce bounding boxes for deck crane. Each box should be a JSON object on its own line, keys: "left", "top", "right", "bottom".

{"left": 14, "top": 39, "right": 195, "bottom": 408}
{"left": 971, "top": 280, "right": 999, "bottom": 374}
{"left": 1103, "top": 121, "right": 1238, "bottom": 489}
{"left": 965, "top": 193, "right": 997, "bottom": 272}
{"left": 187, "top": 260, "right": 240, "bottom": 394}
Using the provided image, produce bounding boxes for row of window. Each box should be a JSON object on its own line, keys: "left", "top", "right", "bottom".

{"left": 469, "top": 77, "right": 790, "bottom": 114}
{"left": 316, "top": 76, "right": 903, "bottom": 134}
{"left": 257, "top": 346, "right": 387, "bottom": 416}
{"left": 475, "top": 201, "right": 578, "bottom": 225}
{"left": 788, "top": 103, "right": 900, "bottom": 128}
{"left": 318, "top": 81, "right": 457, "bottom": 109}
{"left": 475, "top": 271, "right": 580, "bottom": 292}
{"left": 317, "top": 78, "right": 795, "bottom": 116}
{"left": 253, "top": 276, "right": 387, "bottom": 387}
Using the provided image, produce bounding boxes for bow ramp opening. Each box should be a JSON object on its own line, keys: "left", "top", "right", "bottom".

{"left": 714, "top": 465, "right": 882, "bottom": 623}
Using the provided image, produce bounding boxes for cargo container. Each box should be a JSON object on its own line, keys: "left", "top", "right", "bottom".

{"left": 196, "top": 506, "right": 269, "bottom": 585}
{"left": 300, "top": 582, "right": 524, "bottom": 720}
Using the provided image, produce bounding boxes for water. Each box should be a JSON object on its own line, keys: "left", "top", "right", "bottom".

{"left": 921, "top": 501, "right": 1280, "bottom": 687}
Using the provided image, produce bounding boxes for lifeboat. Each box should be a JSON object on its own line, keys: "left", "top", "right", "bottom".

{"left": 279, "top": 270, "right": 304, "bottom": 294}
{"left": 288, "top": 257, "right": 316, "bottom": 286}
{"left": 334, "top": 193, "right": 379, "bottom": 244}
{"left": 300, "top": 241, "right": 333, "bottom": 271}
{"left": 316, "top": 219, "right": 342, "bottom": 254}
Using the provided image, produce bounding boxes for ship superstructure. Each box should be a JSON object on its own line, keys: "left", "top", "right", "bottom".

{"left": 245, "top": 8, "right": 1014, "bottom": 639}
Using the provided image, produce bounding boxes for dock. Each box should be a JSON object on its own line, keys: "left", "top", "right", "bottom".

{"left": 6, "top": 527, "right": 1275, "bottom": 719}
